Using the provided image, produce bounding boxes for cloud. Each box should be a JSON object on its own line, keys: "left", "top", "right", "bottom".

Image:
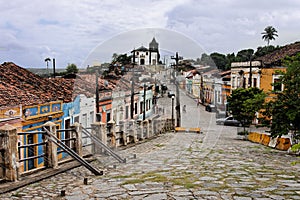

{"left": 0, "top": 0, "right": 299, "bottom": 68}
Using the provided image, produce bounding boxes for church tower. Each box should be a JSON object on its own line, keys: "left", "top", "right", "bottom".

{"left": 149, "top": 37, "right": 160, "bottom": 65}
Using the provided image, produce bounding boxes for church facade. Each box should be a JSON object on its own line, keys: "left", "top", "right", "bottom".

{"left": 133, "top": 37, "right": 160, "bottom": 66}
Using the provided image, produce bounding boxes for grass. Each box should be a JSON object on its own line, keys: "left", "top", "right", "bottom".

{"left": 119, "top": 170, "right": 202, "bottom": 189}
{"left": 154, "top": 143, "right": 165, "bottom": 148}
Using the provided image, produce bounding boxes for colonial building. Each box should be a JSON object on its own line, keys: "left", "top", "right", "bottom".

{"left": 133, "top": 37, "right": 160, "bottom": 66}
{"left": 231, "top": 61, "right": 262, "bottom": 90}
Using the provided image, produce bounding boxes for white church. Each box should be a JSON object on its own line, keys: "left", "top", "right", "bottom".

{"left": 132, "top": 37, "right": 160, "bottom": 66}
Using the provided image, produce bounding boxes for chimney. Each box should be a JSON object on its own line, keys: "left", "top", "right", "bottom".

{"left": 53, "top": 58, "right": 56, "bottom": 78}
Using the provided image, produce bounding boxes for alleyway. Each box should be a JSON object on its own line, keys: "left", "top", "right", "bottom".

{"left": 1, "top": 83, "right": 300, "bottom": 199}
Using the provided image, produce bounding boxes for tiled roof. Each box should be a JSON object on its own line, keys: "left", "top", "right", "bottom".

{"left": 257, "top": 41, "right": 300, "bottom": 65}
{"left": 0, "top": 62, "right": 116, "bottom": 108}
{"left": 0, "top": 62, "right": 74, "bottom": 108}
{"left": 0, "top": 62, "right": 146, "bottom": 109}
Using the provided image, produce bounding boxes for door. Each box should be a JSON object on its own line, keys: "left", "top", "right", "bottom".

{"left": 140, "top": 59, "right": 145, "bottom": 65}
{"left": 65, "top": 119, "right": 71, "bottom": 148}
{"left": 27, "top": 134, "right": 34, "bottom": 170}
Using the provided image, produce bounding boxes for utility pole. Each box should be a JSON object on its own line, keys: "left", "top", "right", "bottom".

{"left": 171, "top": 52, "right": 183, "bottom": 127}
{"left": 143, "top": 83, "right": 146, "bottom": 120}
{"left": 130, "top": 49, "right": 135, "bottom": 119}
{"left": 249, "top": 58, "right": 252, "bottom": 87}
{"left": 95, "top": 70, "right": 100, "bottom": 121}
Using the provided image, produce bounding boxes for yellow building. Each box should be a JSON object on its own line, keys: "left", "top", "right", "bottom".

{"left": 260, "top": 67, "right": 286, "bottom": 102}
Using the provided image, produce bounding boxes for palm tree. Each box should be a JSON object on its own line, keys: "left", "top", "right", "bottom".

{"left": 261, "top": 26, "right": 278, "bottom": 46}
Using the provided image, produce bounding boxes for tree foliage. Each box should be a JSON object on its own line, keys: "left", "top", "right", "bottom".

{"left": 263, "top": 53, "right": 300, "bottom": 140}
{"left": 236, "top": 49, "right": 254, "bottom": 62}
{"left": 210, "top": 52, "right": 228, "bottom": 70}
{"left": 112, "top": 53, "right": 132, "bottom": 65}
{"left": 66, "top": 63, "right": 79, "bottom": 74}
{"left": 228, "top": 87, "right": 266, "bottom": 128}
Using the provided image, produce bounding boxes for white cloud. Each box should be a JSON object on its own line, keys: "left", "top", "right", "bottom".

{"left": 0, "top": 0, "right": 299, "bottom": 68}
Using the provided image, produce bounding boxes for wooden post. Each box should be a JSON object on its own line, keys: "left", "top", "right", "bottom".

{"left": 43, "top": 122, "right": 58, "bottom": 169}
{"left": 0, "top": 124, "right": 19, "bottom": 181}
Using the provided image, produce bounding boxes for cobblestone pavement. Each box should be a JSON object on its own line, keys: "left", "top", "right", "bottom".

{"left": 1, "top": 80, "right": 300, "bottom": 199}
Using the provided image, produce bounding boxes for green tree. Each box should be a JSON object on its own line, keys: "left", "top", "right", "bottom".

{"left": 261, "top": 26, "right": 278, "bottom": 46}
{"left": 254, "top": 45, "right": 280, "bottom": 58}
{"left": 210, "top": 52, "right": 227, "bottom": 70}
{"left": 228, "top": 87, "right": 266, "bottom": 131}
{"left": 199, "top": 53, "right": 215, "bottom": 66}
{"left": 236, "top": 49, "right": 255, "bottom": 62}
{"left": 263, "top": 53, "right": 300, "bottom": 141}
{"left": 66, "top": 63, "right": 79, "bottom": 74}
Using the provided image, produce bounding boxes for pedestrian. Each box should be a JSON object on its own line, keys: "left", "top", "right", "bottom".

{"left": 183, "top": 105, "right": 186, "bottom": 113}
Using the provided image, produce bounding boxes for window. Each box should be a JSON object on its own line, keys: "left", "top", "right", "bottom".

{"left": 146, "top": 100, "right": 149, "bottom": 111}
{"left": 125, "top": 106, "right": 129, "bottom": 119}
{"left": 74, "top": 116, "right": 79, "bottom": 123}
{"left": 243, "top": 77, "right": 246, "bottom": 88}
{"left": 253, "top": 78, "right": 257, "bottom": 88}
{"left": 134, "top": 102, "right": 138, "bottom": 114}
{"left": 140, "top": 102, "right": 143, "bottom": 114}
{"left": 96, "top": 113, "right": 101, "bottom": 122}
{"left": 273, "top": 77, "right": 283, "bottom": 92}
{"left": 232, "top": 77, "right": 236, "bottom": 88}
{"left": 106, "top": 112, "right": 111, "bottom": 122}
{"left": 90, "top": 111, "right": 94, "bottom": 124}
{"left": 82, "top": 114, "right": 87, "bottom": 128}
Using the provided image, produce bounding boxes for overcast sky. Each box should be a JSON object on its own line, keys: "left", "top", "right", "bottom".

{"left": 1, "top": 0, "right": 300, "bottom": 68}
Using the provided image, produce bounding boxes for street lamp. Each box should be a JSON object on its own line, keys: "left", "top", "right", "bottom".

{"left": 171, "top": 95, "right": 174, "bottom": 128}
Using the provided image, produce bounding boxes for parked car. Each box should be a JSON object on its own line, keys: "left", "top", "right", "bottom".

{"left": 168, "top": 91, "right": 175, "bottom": 98}
{"left": 216, "top": 116, "right": 241, "bottom": 126}
{"left": 205, "top": 104, "right": 216, "bottom": 112}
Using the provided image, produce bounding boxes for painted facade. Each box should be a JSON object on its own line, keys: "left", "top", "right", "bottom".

{"left": 138, "top": 88, "right": 154, "bottom": 120}
{"left": 21, "top": 101, "right": 64, "bottom": 171}
{"left": 97, "top": 89, "right": 113, "bottom": 123}
{"left": 231, "top": 61, "right": 262, "bottom": 90}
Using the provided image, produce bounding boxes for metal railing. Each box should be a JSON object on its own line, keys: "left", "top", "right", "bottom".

{"left": 82, "top": 127, "right": 126, "bottom": 163}
{"left": 42, "top": 127, "right": 103, "bottom": 175}
{"left": 17, "top": 131, "right": 46, "bottom": 172}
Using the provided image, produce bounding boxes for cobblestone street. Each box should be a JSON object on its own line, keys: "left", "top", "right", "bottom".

{"left": 1, "top": 87, "right": 300, "bottom": 199}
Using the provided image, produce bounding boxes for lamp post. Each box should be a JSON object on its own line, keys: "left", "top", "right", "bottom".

{"left": 171, "top": 95, "right": 174, "bottom": 128}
